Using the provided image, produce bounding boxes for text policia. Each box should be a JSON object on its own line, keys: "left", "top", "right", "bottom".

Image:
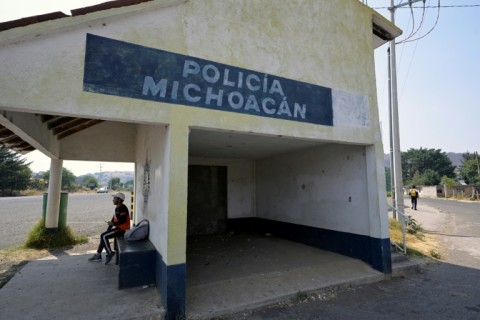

{"left": 142, "top": 59, "right": 307, "bottom": 120}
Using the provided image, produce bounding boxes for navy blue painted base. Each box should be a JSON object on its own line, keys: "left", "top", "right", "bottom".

{"left": 156, "top": 252, "right": 186, "bottom": 320}
{"left": 227, "top": 217, "right": 392, "bottom": 274}
{"left": 117, "top": 238, "right": 156, "bottom": 289}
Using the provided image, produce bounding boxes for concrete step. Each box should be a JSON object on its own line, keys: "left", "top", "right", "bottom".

{"left": 391, "top": 252, "right": 408, "bottom": 263}
{"left": 391, "top": 257, "right": 422, "bottom": 278}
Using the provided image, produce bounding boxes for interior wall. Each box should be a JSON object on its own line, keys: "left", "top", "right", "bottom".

{"left": 135, "top": 123, "right": 170, "bottom": 259}
{"left": 61, "top": 121, "right": 137, "bottom": 161}
{"left": 189, "top": 157, "right": 255, "bottom": 219}
{"left": 256, "top": 144, "right": 370, "bottom": 236}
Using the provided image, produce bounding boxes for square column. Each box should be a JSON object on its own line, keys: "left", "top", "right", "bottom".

{"left": 159, "top": 121, "right": 188, "bottom": 320}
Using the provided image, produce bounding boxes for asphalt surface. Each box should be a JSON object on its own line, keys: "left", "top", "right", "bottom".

{"left": 219, "top": 262, "right": 480, "bottom": 320}
{"left": 219, "top": 198, "right": 480, "bottom": 320}
{"left": 420, "top": 197, "right": 480, "bottom": 269}
{"left": 0, "top": 193, "right": 131, "bottom": 249}
{"left": 2, "top": 195, "right": 479, "bottom": 319}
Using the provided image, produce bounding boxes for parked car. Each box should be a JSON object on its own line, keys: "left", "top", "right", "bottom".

{"left": 96, "top": 187, "right": 108, "bottom": 193}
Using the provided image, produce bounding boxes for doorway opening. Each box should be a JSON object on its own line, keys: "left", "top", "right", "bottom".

{"left": 187, "top": 165, "right": 227, "bottom": 236}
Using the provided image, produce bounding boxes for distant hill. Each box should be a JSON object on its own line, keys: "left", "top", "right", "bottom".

{"left": 446, "top": 153, "right": 463, "bottom": 168}
{"left": 384, "top": 152, "right": 463, "bottom": 168}
{"left": 96, "top": 171, "right": 134, "bottom": 186}
{"left": 77, "top": 171, "right": 134, "bottom": 186}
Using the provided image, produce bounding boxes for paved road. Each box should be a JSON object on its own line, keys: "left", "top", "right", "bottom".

{"left": 419, "top": 197, "right": 480, "bottom": 269}
{"left": 221, "top": 198, "right": 480, "bottom": 320}
{"left": 0, "top": 193, "right": 131, "bottom": 249}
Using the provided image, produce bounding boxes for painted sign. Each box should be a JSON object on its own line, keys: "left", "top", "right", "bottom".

{"left": 83, "top": 34, "right": 333, "bottom": 126}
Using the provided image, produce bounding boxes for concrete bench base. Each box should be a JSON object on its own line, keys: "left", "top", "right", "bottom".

{"left": 116, "top": 237, "right": 156, "bottom": 289}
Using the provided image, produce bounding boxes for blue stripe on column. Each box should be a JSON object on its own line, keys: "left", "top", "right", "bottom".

{"left": 156, "top": 252, "right": 186, "bottom": 320}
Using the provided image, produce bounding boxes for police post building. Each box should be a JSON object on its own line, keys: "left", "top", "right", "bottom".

{"left": 0, "top": 0, "right": 401, "bottom": 318}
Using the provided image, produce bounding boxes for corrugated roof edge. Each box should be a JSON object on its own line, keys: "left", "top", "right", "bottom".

{"left": 0, "top": 0, "right": 152, "bottom": 32}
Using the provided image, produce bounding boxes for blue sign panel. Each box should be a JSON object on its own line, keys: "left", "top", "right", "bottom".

{"left": 83, "top": 34, "right": 333, "bottom": 126}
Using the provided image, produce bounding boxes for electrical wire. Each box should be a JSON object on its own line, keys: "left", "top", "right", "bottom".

{"left": 372, "top": 4, "right": 480, "bottom": 9}
{"left": 398, "top": 0, "right": 441, "bottom": 44}
{"left": 407, "top": 0, "right": 428, "bottom": 39}
{"left": 403, "top": 2, "right": 417, "bottom": 42}
{"left": 396, "top": 0, "right": 428, "bottom": 44}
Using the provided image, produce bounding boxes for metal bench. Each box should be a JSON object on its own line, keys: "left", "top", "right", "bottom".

{"left": 115, "top": 237, "right": 156, "bottom": 289}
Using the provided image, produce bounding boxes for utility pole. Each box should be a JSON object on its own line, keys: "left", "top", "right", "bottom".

{"left": 99, "top": 163, "right": 103, "bottom": 187}
{"left": 389, "top": 0, "right": 404, "bottom": 219}
{"left": 387, "top": 47, "right": 396, "bottom": 219}
{"left": 476, "top": 152, "right": 480, "bottom": 177}
{"left": 388, "top": 0, "right": 425, "bottom": 218}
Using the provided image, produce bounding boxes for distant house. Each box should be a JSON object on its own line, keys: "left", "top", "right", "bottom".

{"left": 421, "top": 185, "right": 479, "bottom": 199}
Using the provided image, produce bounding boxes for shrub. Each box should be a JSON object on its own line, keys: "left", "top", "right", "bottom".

{"left": 24, "top": 218, "right": 87, "bottom": 249}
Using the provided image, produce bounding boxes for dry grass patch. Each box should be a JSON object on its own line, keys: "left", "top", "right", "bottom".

{"left": 389, "top": 218, "right": 442, "bottom": 259}
{"left": 1, "top": 219, "right": 89, "bottom": 289}
{"left": 0, "top": 247, "right": 50, "bottom": 288}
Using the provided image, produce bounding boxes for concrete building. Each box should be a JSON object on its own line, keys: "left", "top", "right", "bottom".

{"left": 422, "top": 185, "right": 480, "bottom": 199}
{"left": 0, "top": 0, "right": 401, "bottom": 318}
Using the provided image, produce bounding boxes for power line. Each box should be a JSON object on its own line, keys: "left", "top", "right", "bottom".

{"left": 397, "top": 0, "right": 428, "bottom": 44}
{"left": 373, "top": 4, "right": 480, "bottom": 9}
{"left": 397, "top": 0, "right": 441, "bottom": 44}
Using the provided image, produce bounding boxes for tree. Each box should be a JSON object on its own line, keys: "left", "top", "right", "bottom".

{"left": 459, "top": 152, "right": 480, "bottom": 185}
{"left": 440, "top": 176, "right": 457, "bottom": 189}
{"left": 43, "top": 168, "right": 78, "bottom": 191}
{"left": 78, "top": 175, "right": 99, "bottom": 190}
{"left": 108, "top": 177, "right": 122, "bottom": 190}
{"left": 401, "top": 148, "right": 455, "bottom": 186}
{"left": 124, "top": 179, "right": 134, "bottom": 192}
{"left": 0, "top": 147, "right": 32, "bottom": 196}
{"left": 422, "top": 169, "right": 441, "bottom": 186}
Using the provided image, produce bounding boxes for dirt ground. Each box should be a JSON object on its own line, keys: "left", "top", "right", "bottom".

{"left": 0, "top": 237, "right": 98, "bottom": 288}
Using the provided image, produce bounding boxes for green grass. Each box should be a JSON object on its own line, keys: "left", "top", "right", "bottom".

{"left": 24, "top": 218, "right": 88, "bottom": 249}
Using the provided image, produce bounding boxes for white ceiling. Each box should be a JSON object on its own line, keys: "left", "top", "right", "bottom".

{"left": 189, "top": 128, "right": 328, "bottom": 160}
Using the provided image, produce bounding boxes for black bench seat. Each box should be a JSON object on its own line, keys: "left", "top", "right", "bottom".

{"left": 115, "top": 237, "right": 156, "bottom": 289}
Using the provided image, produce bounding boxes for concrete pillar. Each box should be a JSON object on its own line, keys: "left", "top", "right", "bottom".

{"left": 366, "top": 145, "right": 392, "bottom": 274}
{"left": 45, "top": 158, "right": 63, "bottom": 231}
{"left": 161, "top": 121, "right": 188, "bottom": 320}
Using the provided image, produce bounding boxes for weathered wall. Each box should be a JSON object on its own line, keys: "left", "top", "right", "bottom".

{"left": 61, "top": 121, "right": 137, "bottom": 161}
{"left": 0, "top": 0, "right": 380, "bottom": 144}
{"left": 135, "top": 123, "right": 170, "bottom": 261}
{"left": 256, "top": 144, "right": 370, "bottom": 235}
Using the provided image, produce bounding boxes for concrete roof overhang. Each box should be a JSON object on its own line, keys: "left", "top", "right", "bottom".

{"left": 371, "top": 10, "right": 402, "bottom": 48}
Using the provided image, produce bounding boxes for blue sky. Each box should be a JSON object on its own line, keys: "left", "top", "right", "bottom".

{"left": 1, "top": 0, "right": 479, "bottom": 174}
{"left": 369, "top": 0, "right": 480, "bottom": 154}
